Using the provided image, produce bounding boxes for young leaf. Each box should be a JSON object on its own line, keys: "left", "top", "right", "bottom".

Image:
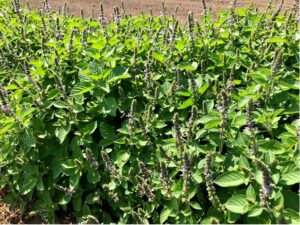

{"left": 55, "top": 124, "right": 72, "bottom": 144}
{"left": 21, "top": 177, "right": 37, "bottom": 195}
{"left": 100, "top": 122, "right": 115, "bottom": 139}
{"left": 71, "top": 82, "right": 94, "bottom": 96}
{"left": 178, "top": 97, "right": 193, "bottom": 109}
{"left": 81, "top": 121, "right": 98, "bottom": 135}
{"left": 160, "top": 207, "right": 172, "bottom": 224}
{"left": 225, "top": 194, "right": 249, "bottom": 214}
{"left": 214, "top": 171, "right": 245, "bottom": 187}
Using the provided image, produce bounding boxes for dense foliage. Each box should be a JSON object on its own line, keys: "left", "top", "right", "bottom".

{"left": 0, "top": 0, "right": 299, "bottom": 223}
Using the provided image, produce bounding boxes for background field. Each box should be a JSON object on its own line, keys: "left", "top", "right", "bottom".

{"left": 21, "top": 0, "right": 294, "bottom": 23}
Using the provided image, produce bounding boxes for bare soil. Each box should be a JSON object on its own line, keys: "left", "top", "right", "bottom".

{"left": 0, "top": 189, "right": 24, "bottom": 224}
{"left": 21, "top": 0, "right": 294, "bottom": 24}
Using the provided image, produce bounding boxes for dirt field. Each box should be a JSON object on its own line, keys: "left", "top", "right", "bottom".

{"left": 21, "top": 0, "right": 295, "bottom": 24}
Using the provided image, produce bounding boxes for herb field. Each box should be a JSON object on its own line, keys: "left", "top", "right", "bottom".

{"left": 0, "top": 0, "right": 299, "bottom": 223}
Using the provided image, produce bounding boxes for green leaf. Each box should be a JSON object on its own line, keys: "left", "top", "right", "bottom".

{"left": 283, "top": 209, "right": 300, "bottom": 224}
{"left": 108, "top": 73, "right": 131, "bottom": 83}
{"left": 214, "top": 171, "right": 245, "bottom": 187}
{"left": 190, "top": 201, "right": 202, "bottom": 210}
{"left": 280, "top": 171, "right": 299, "bottom": 185}
{"left": 85, "top": 192, "right": 100, "bottom": 205}
{"left": 53, "top": 100, "right": 68, "bottom": 109}
{"left": 87, "top": 169, "right": 100, "bottom": 184}
{"left": 248, "top": 206, "right": 263, "bottom": 217}
{"left": 239, "top": 155, "right": 250, "bottom": 169}
{"left": 192, "top": 170, "right": 203, "bottom": 184}
{"left": 232, "top": 114, "right": 247, "bottom": 128}
{"left": 81, "top": 121, "right": 98, "bottom": 135}
{"left": 41, "top": 191, "right": 52, "bottom": 204}
{"left": 116, "top": 150, "right": 130, "bottom": 167}
{"left": 59, "top": 194, "right": 72, "bottom": 205}
{"left": 108, "top": 66, "right": 130, "bottom": 83}
{"left": 72, "top": 193, "right": 82, "bottom": 212}
{"left": 160, "top": 207, "right": 172, "bottom": 224}
{"left": 198, "top": 114, "right": 220, "bottom": 124}
{"left": 198, "top": 82, "right": 209, "bottom": 95}
{"left": 48, "top": 89, "right": 60, "bottom": 99}
{"left": 246, "top": 184, "right": 256, "bottom": 203}
{"left": 178, "top": 97, "right": 193, "bottom": 109}
{"left": 248, "top": 72, "right": 267, "bottom": 80}
{"left": 100, "top": 122, "right": 115, "bottom": 139}
{"left": 22, "top": 177, "right": 37, "bottom": 195}
{"left": 92, "top": 39, "right": 106, "bottom": 50}
{"left": 71, "top": 82, "right": 94, "bottom": 96}
{"left": 152, "top": 52, "right": 165, "bottom": 64}
{"left": 55, "top": 124, "right": 71, "bottom": 144}
{"left": 19, "top": 129, "right": 35, "bottom": 152}
{"left": 36, "top": 178, "right": 45, "bottom": 191}
{"left": 225, "top": 194, "right": 249, "bottom": 214}
{"left": 179, "top": 62, "right": 198, "bottom": 71}
{"left": 70, "top": 172, "right": 81, "bottom": 190}
{"left": 100, "top": 97, "right": 118, "bottom": 116}
{"left": 61, "top": 159, "right": 79, "bottom": 176}
{"left": 266, "top": 37, "right": 287, "bottom": 43}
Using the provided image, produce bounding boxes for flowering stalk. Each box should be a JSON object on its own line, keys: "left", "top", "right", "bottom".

{"left": 159, "top": 145, "right": 178, "bottom": 166}
{"left": 145, "top": 50, "right": 152, "bottom": 97}
{"left": 23, "top": 61, "right": 44, "bottom": 100}
{"left": 80, "top": 9, "right": 84, "bottom": 19}
{"left": 137, "top": 160, "right": 152, "bottom": 178}
{"left": 0, "top": 84, "right": 15, "bottom": 118}
{"left": 63, "top": 2, "right": 68, "bottom": 16}
{"left": 113, "top": 7, "right": 121, "bottom": 30}
{"left": 187, "top": 105, "right": 198, "bottom": 140}
{"left": 68, "top": 27, "right": 77, "bottom": 54}
{"left": 99, "top": 3, "right": 106, "bottom": 25}
{"left": 81, "top": 27, "right": 89, "bottom": 46}
{"left": 253, "top": 157, "right": 275, "bottom": 214}
{"left": 202, "top": 100, "right": 208, "bottom": 115}
{"left": 217, "top": 91, "right": 228, "bottom": 153}
{"left": 160, "top": 2, "right": 166, "bottom": 17}
{"left": 204, "top": 152, "right": 225, "bottom": 212}
{"left": 85, "top": 148, "right": 99, "bottom": 169}
{"left": 56, "top": 17, "right": 63, "bottom": 40}
{"left": 136, "top": 160, "right": 155, "bottom": 200}
{"left": 131, "top": 211, "right": 144, "bottom": 224}
{"left": 41, "top": 16, "right": 48, "bottom": 33}
{"left": 182, "top": 152, "right": 192, "bottom": 202}
{"left": 54, "top": 52, "right": 78, "bottom": 126}
{"left": 121, "top": 1, "right": 126, "bottom": 18}
{"left": 246, "top": 99, "right": 259, "bottom": 157}
{"left": 42, "top": 0, "right": 50, "bottom": 13}
{"left": 226, "top": 65, "right": 235, "bottom": 96}
{"left": 271, "top": 0, "right": 284, "bottom": 22}
{"left": 129, "top": 99, "right": 137, "bottom": 136}
{"left": 101, "top": 150, "right": 119, "bottom": 180}
{"left": 187, "top": 72, "right": 198, "bottom": 102}
{"left": 188, "top": 12, "right": 195, "bottom": 44}
{"left": 53, "top": 183, "right": 75, "bottom": 195}
{"left": 170, "top": 19, "right": 178, "bottom": 46}
{"left": 159, "top": 161, "right": 172, "bottom": 197}
{"left": 271, "top": 49, "right": 283, "bottom": 75}
{"left": 291, "top": 0, "right": 299, "bottom": 15}
{"left": 201, "top": 0, "right": 208, "bottom": 24}
{"left": 228, "top": 0, "right": 237, "bottom": 27}
{"left": 12, "top": 79, "right": 42, "bottom": 108}
{"left": 173, "top": 113, "right": 184, "bottom": 164}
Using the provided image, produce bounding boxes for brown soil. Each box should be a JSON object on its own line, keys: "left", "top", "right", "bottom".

{"left": 21, "top": 0, "right": 294, "bottom": 24}
{"left": 0, "top": 189, "right": 24, "bottom": 224}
